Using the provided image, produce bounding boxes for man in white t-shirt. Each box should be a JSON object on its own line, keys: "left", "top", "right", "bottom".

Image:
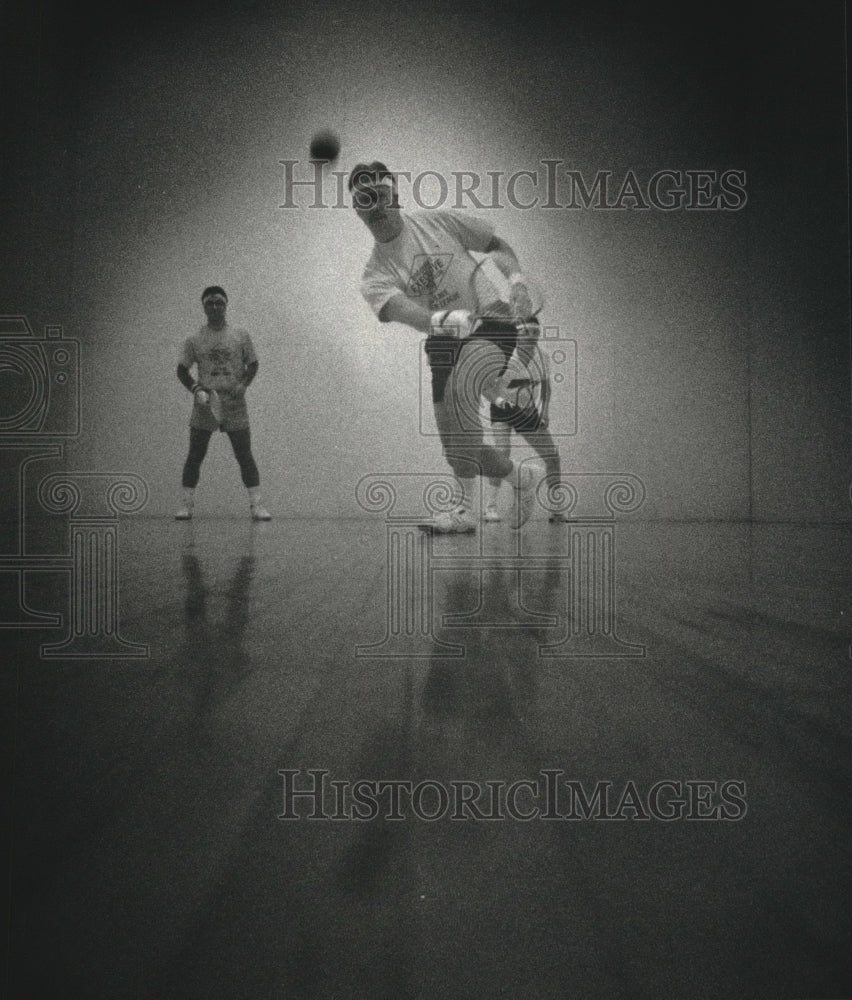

{"left": 351, "top": 161, "right": 559, "bottom": 531}
{"left": 174, "top": 286, "right": 271, "bottom": 521}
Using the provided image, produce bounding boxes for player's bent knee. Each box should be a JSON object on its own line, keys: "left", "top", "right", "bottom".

{"left": 444, "top": 450, "right": 484, "bottom": 480}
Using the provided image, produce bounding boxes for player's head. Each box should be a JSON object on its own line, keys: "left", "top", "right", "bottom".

{"left": 348, "top": 161, "right": 400, "bottom": 230}
{"left": 201, "top": 286, "right": 228, "bottom": 327}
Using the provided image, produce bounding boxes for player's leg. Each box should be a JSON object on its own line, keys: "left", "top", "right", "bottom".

{"left": 484, "top": 419, "right": 511, "bottom": 522}
{"left": 443, "top": 338, "right": 537, "bottom": 528}
{"left": 177, "top": 427, "right": 213, "bottom": 519}
{"left": 226, "top": 428, "right": 271, "bottom": 520}
{"left": 431, "top": 397, "right": 478, "bottom": 532}
{"left": 422, "top": 336, "right": 478, "bottom": 532}
{"left": 517, "top": 422, "right": 571, "bottom": 521}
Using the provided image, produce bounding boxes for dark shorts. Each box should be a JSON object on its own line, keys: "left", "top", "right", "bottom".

{"left": 425, "top": 320, "right": 518, "bottom": 404}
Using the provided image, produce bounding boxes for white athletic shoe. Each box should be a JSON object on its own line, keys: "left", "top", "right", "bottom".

{"left": 482, "top": 504, "right": 502, "bottom": 523}
{"left": 510, "top": 465, "right": 536, "bottom": 529}
{"left": 251, "top": 505, "right": 272, "bottom": 521}
{"left": 428, "top": 507, "right": 477, "bottom": 534}
{"left": 175, "top": 505, "right": 193, "bottom": 521}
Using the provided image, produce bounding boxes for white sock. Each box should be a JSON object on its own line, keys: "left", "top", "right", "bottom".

{"left": 247, "top": 486, "right": 262, "bottom": 507}
{"left": 182, "top": 487, "right": 195, "bottom": 507}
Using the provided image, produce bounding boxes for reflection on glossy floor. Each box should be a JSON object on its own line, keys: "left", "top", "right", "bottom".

{"left": 7, "top": 516, "right": 852, "bottom": 998}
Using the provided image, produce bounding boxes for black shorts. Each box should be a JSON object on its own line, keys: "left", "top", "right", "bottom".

{"left": 425, "top": 320, "right": 518, "bottom": 404}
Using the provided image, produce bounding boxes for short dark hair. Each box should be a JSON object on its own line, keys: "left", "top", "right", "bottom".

{"left": 201, "top": 286, "right": 228, "bottom": 302}
{"left": 347, "top": 161, "right": 393, "bottom": 193}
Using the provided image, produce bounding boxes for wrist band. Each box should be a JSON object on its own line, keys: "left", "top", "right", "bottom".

{"left": 508, "top": 273, "right": 525, "bottom": 287}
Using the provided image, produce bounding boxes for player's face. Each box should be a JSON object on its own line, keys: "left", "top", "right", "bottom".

{"left": 352, "top": 180, "right": 398, "bottom": 226}
{"left": 203, "top": 295, "right": 227, "bottom": 326}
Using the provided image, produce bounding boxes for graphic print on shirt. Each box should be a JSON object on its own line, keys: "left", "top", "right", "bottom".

{"left": 208, "top": 346, "right": 233, "bottom": 385}
{"left": 406, "top": 253, "right": 459, "bottom": 311}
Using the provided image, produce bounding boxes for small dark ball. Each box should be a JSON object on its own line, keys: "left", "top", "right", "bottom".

{"left": 309, "top": 130, "right": 340, "bottom": 163}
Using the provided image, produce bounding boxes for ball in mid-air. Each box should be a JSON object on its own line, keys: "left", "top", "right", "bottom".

{"left": 309, "top": 129, "right": 340, "bottom": 164}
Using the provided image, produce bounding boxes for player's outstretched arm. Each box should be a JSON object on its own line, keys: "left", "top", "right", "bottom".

{"left": 379, "top": 293, "right": 434, "bottom": 332}
{"left": 380, "top": 293, "right": 474, "bottom": 339}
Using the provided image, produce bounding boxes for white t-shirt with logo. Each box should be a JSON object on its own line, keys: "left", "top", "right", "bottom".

{"left": 179, "top": 324, "right": 257, "bottom": 431}
{"left": 360, "top": 210, "right": 496, "bottom": 319}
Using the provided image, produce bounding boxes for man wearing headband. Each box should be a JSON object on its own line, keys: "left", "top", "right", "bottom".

{"left": 350, "top": 161, "right": 561, "bottom": 531}
{"left": 174, "top": 286, "right": 271, "bottom": 521}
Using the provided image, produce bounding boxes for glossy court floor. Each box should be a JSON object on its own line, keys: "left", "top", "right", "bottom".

{"left": 5, "top": 512, "right": 852, "bottom": 999}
